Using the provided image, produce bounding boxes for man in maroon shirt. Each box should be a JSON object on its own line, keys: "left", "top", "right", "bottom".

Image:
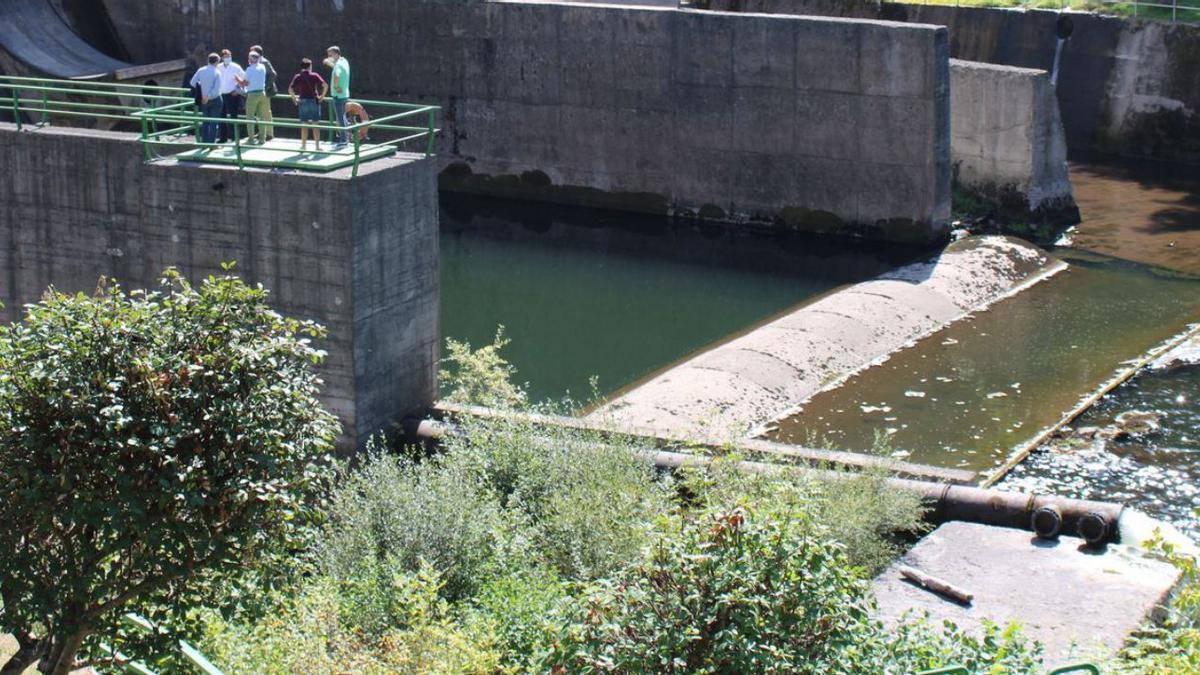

{"left": 288, "top": 58, "right": 328, "bottom": 152}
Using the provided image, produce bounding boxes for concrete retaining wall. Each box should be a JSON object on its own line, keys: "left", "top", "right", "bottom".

{"left": 950, "top": 59, "right": 1076, "bottom": 221}
{"left": 704, "top": 2, "right": 1200, "bottom": 164}
{"left": 0, "top": 123, "right": 439, "bottom": 451}
{"left": 100, "top": 0, "right": 952, "bottom": 242}
{"left": 592, "top": 235, "right": 1065, "bottom": 437}
{"left": 880, "top": 5, "right": 1200, "bottom": 164}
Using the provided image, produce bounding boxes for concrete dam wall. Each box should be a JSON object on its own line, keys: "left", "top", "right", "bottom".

{"left": 99, "top": 0, "right": 952, "bottom": 242}
{"left": 0, "top": 123, "right": 439, "bottom": 451}
{"left": 707, "top": 1, "right": 1200, "bottom": 164}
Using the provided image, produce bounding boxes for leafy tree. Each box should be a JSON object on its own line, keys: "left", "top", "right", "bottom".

{"left": 0, "top": 269, "right": 338, "bottom": 674}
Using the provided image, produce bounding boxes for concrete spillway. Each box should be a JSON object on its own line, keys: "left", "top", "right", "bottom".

{"left": 593, "top": 235, "right": 1065, "bottom": 438}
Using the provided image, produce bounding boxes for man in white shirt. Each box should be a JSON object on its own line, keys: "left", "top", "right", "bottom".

{"left": 216, "top": 48, "right": 248, "bottom": 143}
{"left": 188, "top": 53, "right": 223, "bottom": 144}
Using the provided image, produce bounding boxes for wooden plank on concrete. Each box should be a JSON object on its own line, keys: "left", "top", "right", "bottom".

{"left": 114, "top": 58, "right": 189, "bottom": 80}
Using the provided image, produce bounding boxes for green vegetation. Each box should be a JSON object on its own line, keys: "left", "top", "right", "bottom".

{"left": 6, "top": 287, "right": 1200, "bottom": 673}
{"left": 0, "top": 269, "right": 338, "bottom": 674}
{"left": 1110, "top": 527, "right": 1200, "bottom": 672}
{"left": 185, "top": 335, "right": 1045, "bottom": 673}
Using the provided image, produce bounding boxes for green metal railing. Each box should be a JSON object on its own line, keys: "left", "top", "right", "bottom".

{"left": 1, "top": 75, "right": 439, "bottom": 176}
{"left": 131, "top": 94, "right": 440, "bottom": 176}
{"left": 0, "top": 74, "right": 190, "bottom": 131}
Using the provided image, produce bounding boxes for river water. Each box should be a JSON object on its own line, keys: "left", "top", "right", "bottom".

{"left": 769, "top": 159, "right": 1200, "bottom": 535}
{"left": 439, "top": 195, "right": 921, "bottom": 403}
{"left": 439, "top": 159, "right": 1200, "bottom": 536}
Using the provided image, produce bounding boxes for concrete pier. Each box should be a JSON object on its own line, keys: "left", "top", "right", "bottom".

{"left": 0, "top": 123, "right": 439, "bottom": 451}
{"left": 593, "top": 236, "right": 1065, "bottom": 438}
{"left": 950, "top": 60, "right": 1077, "bottom": 223}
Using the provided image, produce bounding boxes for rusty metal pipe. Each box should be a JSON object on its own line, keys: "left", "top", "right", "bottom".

{"left": 409, "top": 417, "right": 1124, "bottom": 544}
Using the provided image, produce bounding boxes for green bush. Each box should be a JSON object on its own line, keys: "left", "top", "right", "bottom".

{"left": 451, "top": 414, "right": 673, "bottom": 581}
{"left": 537, "top": 505, "right": 1042, "bottom": 674}
{"left": 683, "top": 456, "right": 927, "bottom": 574}
{"left": 440, "top": 326, "right": 528, "bottom": 408}
{"left": 463, "top": 564, "right": 567, "bottom": 666}
{"left": 200, "top": 564, "right": 500, "bottom": 675}
{"left": 318, "top": 415, "right": 672, "bottom": 602}
{"left": 0, "top": 269, "right": 338, "bottom": 673}
{"left": 316, "top": 446, "right": 509, "bottom": 601}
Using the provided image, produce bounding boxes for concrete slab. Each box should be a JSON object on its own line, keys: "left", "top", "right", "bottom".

{"left": 873, "top": 521, "right": 1180, "bottom": 661}
{"left": 172, "top": 138, "right": 396, "bottom": 172}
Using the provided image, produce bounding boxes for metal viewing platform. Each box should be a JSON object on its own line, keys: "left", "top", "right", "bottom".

{"left": 1, "top": 75, "right": 439, "bottom": 176}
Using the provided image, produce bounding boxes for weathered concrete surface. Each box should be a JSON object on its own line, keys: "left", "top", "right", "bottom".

{"left": 887, "top": 6, "right": 1200, "bottom": 165}
{"left": 0, "top": 123, "right": 439, "bottom": 451}
{"left": 874, "top": 521, "right": 1181, "bottom": 661}
{"left": 593, "top": 235, "right": 1064, "bottom": 437}
{"left": 99, "top": 0, "right": 953, "bottom": 242}
{"left": 699, "top": 0, "right": 879, "bottom": 18}
{"left": 704, "top": 3, "right": 1200, "bottom": 164}
{"left": 950, "top": 59, "right": 1077, "bottom": 223}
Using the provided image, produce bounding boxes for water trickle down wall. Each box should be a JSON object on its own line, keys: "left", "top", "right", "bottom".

{"left": 0, "top": 123, "right": 440, "bottom": 453}
{"left": 99, "top": 0, "right": 953, "bottom": 243}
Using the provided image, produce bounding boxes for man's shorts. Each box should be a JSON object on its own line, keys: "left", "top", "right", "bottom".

{"left": 298, "top": 98, "right": 320, "bottom": 122}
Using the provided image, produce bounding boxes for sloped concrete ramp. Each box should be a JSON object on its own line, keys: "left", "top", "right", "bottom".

{"left": 0, "top": 0, "right": 182, "bottom": 80}
{"left": 873, "top": 521, "right": 1180, "bottom": 661}
{"left": 593, "top": 236, "right": 1064, "bottom": 438}
{"left": 0, "top": 0, "right": 129, "bottom": 78}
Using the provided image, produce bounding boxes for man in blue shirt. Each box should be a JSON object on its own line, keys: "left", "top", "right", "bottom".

{"left": 244, "top": 51, "right": 270, "bottom": 144}
{"left": 188, "top": 53, "right": 223, "bottom": 144}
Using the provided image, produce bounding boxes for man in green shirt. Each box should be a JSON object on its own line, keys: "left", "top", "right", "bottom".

{"left": 326, "top": 45, "right": 351, "bottom": 145}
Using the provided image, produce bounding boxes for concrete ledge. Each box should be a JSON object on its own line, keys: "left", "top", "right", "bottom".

{"left": 593, "top": 235, "right": 1065, "bottom": 437}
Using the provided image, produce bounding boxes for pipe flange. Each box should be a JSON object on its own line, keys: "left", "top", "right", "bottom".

{"left": 1031, "top": 504, "right": 1063, "bottom": 540}
{"left": 1077, "top": 511, "right": 1110, "bottom": 546}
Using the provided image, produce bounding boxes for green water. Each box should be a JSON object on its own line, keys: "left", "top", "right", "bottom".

{"left": 438, "top": 195, "right": 925, "bottom": 403}
{"left": 768, "top": 250, "right": 1200, "bottom": 476}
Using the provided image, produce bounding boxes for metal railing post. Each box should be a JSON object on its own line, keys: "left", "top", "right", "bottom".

{"left": 7, "top": 85, "right": 20, "bottom": 131}
{"left": 233, "top": 120, "right": 243, "bottom": 169}
{"left": 139, "top": 114, "right": 152, "bottom": 162}
{"left": 327, "top": 98, "right": 336, "bottom": 144}
{"left": 352, "top": 134, "right": 361, "bottom": 178}
{"left": 40, "top": 80, "right": 49, "bottom": 126}
{"left": 426, "top": 109, "right": 435, "bottom": 158}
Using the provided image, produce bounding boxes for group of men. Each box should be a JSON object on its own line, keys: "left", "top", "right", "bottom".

{"left": 189, "top": 45, "right": 358, "bottom": 152}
